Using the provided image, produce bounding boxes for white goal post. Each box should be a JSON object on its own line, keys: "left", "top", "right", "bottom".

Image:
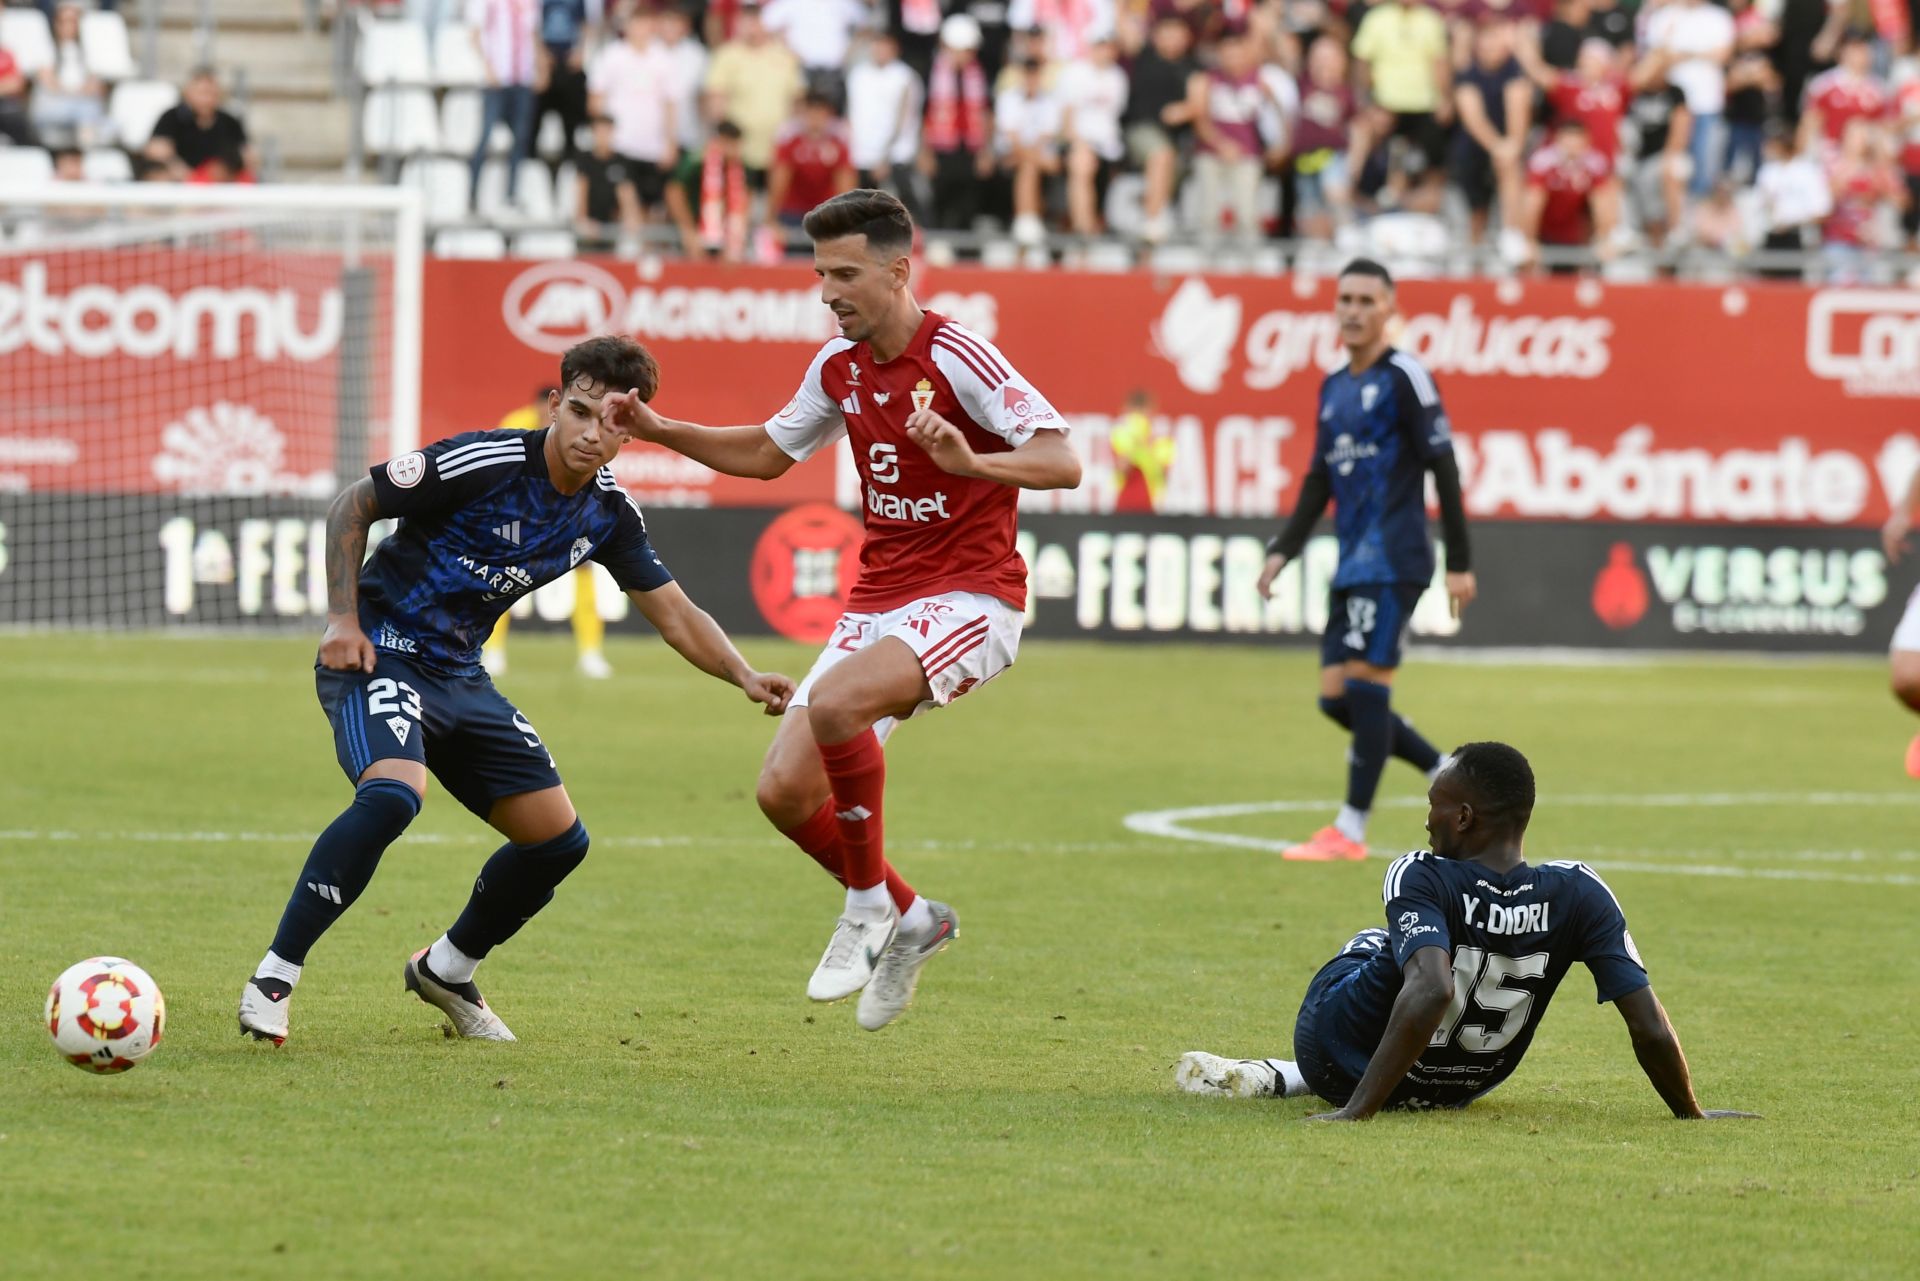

{"left": 0, "top": 183, "right": 423, "bottom": 630}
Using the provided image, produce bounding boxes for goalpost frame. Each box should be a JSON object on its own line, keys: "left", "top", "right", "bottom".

{"left": 2, "top": 183, "right": 426, "bottom": 453}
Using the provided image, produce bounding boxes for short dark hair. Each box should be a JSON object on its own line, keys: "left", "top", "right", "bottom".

{"left": 802, "top": 188, "right": 914, "bottom": 259}
{"left": 561, "top": 335, "right": 659, "bottom": 402}
{"left": 1338, "top": 257, "right": 1394, "bottom": 289}
{"left": 1448, "top": 742, "right": 1536, "bottom": 831}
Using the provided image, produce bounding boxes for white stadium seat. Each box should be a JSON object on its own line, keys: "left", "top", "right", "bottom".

{"left": 434, "top": 227, "right": 507, "bottom": 258}
{"left": 474, "top": 157, "right": 560, "bottom": 224}
{"left": 80, "top": 11, "right": 137, "bottom": 82}
{"left": 107, "top": 80, "right": 179, "bottom": 148}
{"left": 431, "top": 23, "right": 488, "bottom": 89}
{"left": 439, "top": 90, "right": 516, "bottom": 156}
{"left": 0, "top": 147, "right": 56, "bottom": 190}
{"left": 362, "top": 86, "right": 440, "bottom": 156}
{"left": 512, "top": 229, "right": 578, "bottom": 260}
{"left": 0, "top": 9, "right": 55, "bottom": 77}
{"left": 356, "top": 16, "right": 432, "bottom": 85}
{"left": 82, "top": 147, "right": 134, "bottom": 183}
{"left": 535, "top": 111, "right": 567, "bottom": 158}
{"left": 402, "top": 155, "right": 473, "bottom": 223}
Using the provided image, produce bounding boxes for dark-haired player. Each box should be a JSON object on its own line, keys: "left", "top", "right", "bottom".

{"left": 1177, "top": 742, "right": 1757, "bottom": 1122}
{"left": 1256, "top": 257, "right": 1474, "bottom": 863}
{"left": 238, "top": 336, "right": 794, "bottom": 1046}
{"left": 605, "top": 189, "right": 1081, "bottom": 1030}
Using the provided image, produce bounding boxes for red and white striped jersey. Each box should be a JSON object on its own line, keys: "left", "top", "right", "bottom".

{"left": 1805, "top": 69, "right": 1890, "bottom": 143}
{"left": 765, "top": 310, "right": 1065, "bottom": 612}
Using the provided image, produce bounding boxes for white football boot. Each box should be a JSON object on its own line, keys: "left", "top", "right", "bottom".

{"left": 856, "top": 901, "right": 958, "bottom": 1031}
{"left": 806, "top": 910, "right": 896, "bottom": 1003}
{"left": 1175, "top": 1051, "right": 1279, "bottom": 1098}
{"left": 404, "top": 948, "right": 516, "bottom": 1041}
{"left": 237, "top": 977, "right": 291, "bottom": 1046}
{"left": 576, "top": 649, "right": 613, "bottom": 680}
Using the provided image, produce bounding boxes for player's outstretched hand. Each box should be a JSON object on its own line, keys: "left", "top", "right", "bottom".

{"left": 1304, "top": 1109, "right": 1363, "bottom": 1123}
{"left": 905, "top": 408, "right": 978, "bottom": 477}
{"left": 1695, "top": 1109, "right": 1764, "bottom": 1120}
{"left": 1446, "top": 571, "right": 1477, "bottom": 619}
{"left": 601, "top": 388, "right": 664, "bottom": 443}
{"left": 318, "top": 616, "right": 377, "bottom": 672}
{"left": 742, "top": 671, "right": 795, "bottom": 716}
{"left": 1256, "top": 552, "right": 1287, "bottom": 598}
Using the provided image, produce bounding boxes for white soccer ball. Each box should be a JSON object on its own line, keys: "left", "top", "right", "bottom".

{"left": 46, "top": 957, "right": 166, "bottom": 1074}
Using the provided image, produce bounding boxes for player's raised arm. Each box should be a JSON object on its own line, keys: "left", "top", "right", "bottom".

{"left": 601, "top": 390, "right": 798, "bottom": 481}
{"left": 627, "top": 582, "right": 795, "bottom": 716}
{"left": 1613, "top": 986, "right": 1758, "bottom": 1120}
{"left": 318, "top": 477, "right": 384, "bottom": 673}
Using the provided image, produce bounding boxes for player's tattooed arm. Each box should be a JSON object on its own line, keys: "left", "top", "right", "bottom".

{"left": 1307, "top": 947, "right": 1453, "bottom": 1122}
{"left": 317, "top": 477, "right": 384, "bottom": 673}
{"left": 1614, "top": 985, "right": 1760, "bottom": 1121}
{"left": 628, "top": 582, "right": 795, "bottom": 715}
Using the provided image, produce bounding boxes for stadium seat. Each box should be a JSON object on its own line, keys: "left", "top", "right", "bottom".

{"left": 1080, "top": 242, "right": 1134, "bottom": 273}
{"left": 0, "top": 146, "right": 56, "bottom": 189}
{"left": 82, "top": 147, "right": 134, "bottom": 183}
{"left": 535, "top": 111, "right": 567, "bottom": 158}
{"left": 108, "top": 80, "right": 179, "bottom": 148}
{"left": 474, "top": 157, "right": 562, "bottom": 224}
{"left": 79, "top": 10, "right": 136, "bottom": 83}
{"left": 402, "top": 155, "right": 474, "bottom": 223}
{"left": 433, "top": 227, "right": 507, "bottom": 258}
{"left": 438, "top": 90, "right": 515, "bottom": 156}
{"left": 430, "top": 23, "right": 487, "bottom": 89}
{"left": 0, "top": 8, "right": 54, "bottom": 77}
{"left": 356, "top": 16, "right": 432, "bottom": 86}
{"left": 362, "top": 86, "right": 440, "bottom": 156}
{"left": 553, "top": 159, "right": 577, "bottom": 215}
{"left": 512, "top": 229, "right": 577, "bottom": 259}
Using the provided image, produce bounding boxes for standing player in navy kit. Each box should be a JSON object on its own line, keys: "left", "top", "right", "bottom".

{"left": 238, "top": 336, "right": 794, "bottom": 1045}
{"left": 1255, "top": 258, "right": 1476, "bottom": 863}
{"left": 1177, "top": 742, "right": 1757, "bottom": 1122}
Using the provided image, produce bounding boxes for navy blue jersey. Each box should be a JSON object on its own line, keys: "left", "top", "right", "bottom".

{"left": 1312, "top": 350, "right": 1454, "bottom": 588}
{"left": 359, "top": 429, "right": 673, "bottom": 674}
{"left": 1320, "top": 852, "right": 1650, "bottom": 1107}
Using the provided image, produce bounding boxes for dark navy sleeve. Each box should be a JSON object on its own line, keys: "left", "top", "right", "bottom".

{"left": 369, "top": 431, "right": 531, "bottom": 520}
{"left": 1382, "top": 852, "right": 1452, "bottom": 965}
{"left": 1387, "top": 353, "right": 1455, "bottom": 464}
{"left": 1553, "top": 861, "right": 1651, "bottom": 1004}
{"left": 593, "top": 490, "right": 675, "bottom": 593}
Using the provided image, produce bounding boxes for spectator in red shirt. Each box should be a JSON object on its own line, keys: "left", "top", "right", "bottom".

{"left": 769, "top": 89, "right": 857, "bottom": 229}
{"left": 1822, "top": 115, "right": 1906, "bottom": 281}
{"left": 1522, "top": 117, "right": 1621, "bottom": 271}
{"left": 1801, "top": 31, "right": 1888, "bottom": 152}
{"left": 1517, "top": 33, "right": 1634, "bottom": 160}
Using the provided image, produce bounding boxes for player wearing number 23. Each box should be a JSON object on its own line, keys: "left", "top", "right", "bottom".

{"left": 1177, "top": 742, "right": 1758, "bottom": 1122}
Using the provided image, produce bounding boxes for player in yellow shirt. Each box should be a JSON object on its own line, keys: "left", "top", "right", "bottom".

{"left": 482, "top": 387, "right": 614, "bottom": 679}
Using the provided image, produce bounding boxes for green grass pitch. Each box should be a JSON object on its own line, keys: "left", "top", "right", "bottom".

{"left": 2, "top": 633, "right": 1916, "bottom": 1279}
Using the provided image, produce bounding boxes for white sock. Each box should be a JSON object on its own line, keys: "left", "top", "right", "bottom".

{"left": 255, "top": 950, "right": 301, "bottom": 988}
{"left": 1265, "top": 1059, "right": 1313, "bottom": 1099}
{"left": 1334, "top": 805, "right": 1369, "bottom": 844}
{"left": 898, "top": 896, "right": 933, "bottom": 937}
{"left": 845, "top": 883, "right": 892, "bottom": 918}
{"left": 1427, "top": 753, "right": 1453, "bottom": 783}
{"left": 427, "top": 934, "right": 480, "bottom": 984}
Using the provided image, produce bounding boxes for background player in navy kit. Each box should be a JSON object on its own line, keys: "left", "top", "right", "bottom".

{"left": 1177, "top": 742, "right": 1757, "bottom": 1122}
{"left": 238, "top": 336, "right": 794, "bottom": 1046}
{"left": 1255, "top": 258, "right": 1476, "bottom": 863}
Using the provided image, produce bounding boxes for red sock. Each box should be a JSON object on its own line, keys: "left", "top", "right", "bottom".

{"left": 816, "top": 729, "right": 888, "bottom": 892}
{"left": 781, "top": 800, "right": 916, "bottom": 911}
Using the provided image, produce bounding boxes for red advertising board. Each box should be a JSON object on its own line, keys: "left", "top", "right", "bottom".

{"left": 420, "top": 258, "right": 1920, "bottom": 527}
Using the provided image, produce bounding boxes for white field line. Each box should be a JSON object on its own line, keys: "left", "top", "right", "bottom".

{"left": 1122, "top": 792, "right": 1920, "bottom": 887}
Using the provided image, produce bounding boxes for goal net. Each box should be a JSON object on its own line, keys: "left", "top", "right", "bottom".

{"left": 0, "top": 184, "right": 422, "bottom": 630}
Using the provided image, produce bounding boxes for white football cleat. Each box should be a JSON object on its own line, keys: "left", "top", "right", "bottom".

{"left": 404, "top": 948, "right": 516, "bottom": 1041}
{"left": 576, "top": 650, "right": 613, "bottom": 680}
{"left": 806, "top": 911, "right": 896, "bottom": 1003}
{"left": 237, "top": 977, "right": 290, "bottom": 1046}
{"left": 1175, "top": 1051, "right": 1278, "bottom": 1098}
{"left": 857, "top": 901, "right": 958, "bottom": 1031}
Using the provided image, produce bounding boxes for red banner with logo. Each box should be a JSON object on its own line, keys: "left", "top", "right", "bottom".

{"left": 423, "top": 258, "right": 1920, "bottom": 527}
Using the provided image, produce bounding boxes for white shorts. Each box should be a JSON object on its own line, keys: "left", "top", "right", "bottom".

{"left": 1893, "top": 583, "right": 1920, "bottom": 653}
{"left": 791, "top": 591, "right": 1023, "bottom": 727}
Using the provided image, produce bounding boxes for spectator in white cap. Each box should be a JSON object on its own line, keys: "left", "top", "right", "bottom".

{"left": 922, "top": 13, "right": 995, "bottom": 231}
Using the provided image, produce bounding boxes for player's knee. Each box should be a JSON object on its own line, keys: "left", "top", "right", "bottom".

{"left": 755, "top": 767, "right": 813, "bottom": 827}
{"left": 1893, "top": 669, "right": 1920, "bottom": 711}
{"left": 531, "top": 819, "right": 590, "bottom": 877}
{"left": 805, "top": 696, "right": 869, "bottom": 747}
{"left": 1317, "top": 695, "right": 1352, "bottom": 728}
{"left": 356, "top": 777, "right": 422, "bottom": 831}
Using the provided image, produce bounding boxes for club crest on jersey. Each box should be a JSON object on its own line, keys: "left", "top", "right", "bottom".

{"left": 569, "top": 536, "right": 593, "bottom": 568}
{"left": 387, "top": 717, "right": 412, "bottom": 746}
{"left": 911, "top": 379, "right": 935, "bottom": 412}
{"left": 1361, "top": 384, "right": 1380, "bottom": 412}
{"left": 387, "top": 451, "right": 426, "bottom": 488}
{"left": 848, "top": 361, "right": 861, "bottom": 385}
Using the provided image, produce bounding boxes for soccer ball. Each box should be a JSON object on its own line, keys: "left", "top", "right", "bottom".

{"left": 46, "top": 957, "right": 166, "bottom": 1074}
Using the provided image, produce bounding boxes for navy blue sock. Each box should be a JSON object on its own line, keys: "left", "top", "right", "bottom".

{"left": 1320, "top": 693, "right": 1440, "bottom": 772}
{"left": 446, "top": 820, "right": 589, "bottom": 959}
{"left": 269, "top": 779, "right": 421, "bottom": 965}
{"left": 1344, "top": 679, "right": 1394, "bottom": 814}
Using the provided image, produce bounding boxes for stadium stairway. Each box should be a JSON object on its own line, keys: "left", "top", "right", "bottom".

{"left": 128, "top": 0, "right": 351, "bottom": 179}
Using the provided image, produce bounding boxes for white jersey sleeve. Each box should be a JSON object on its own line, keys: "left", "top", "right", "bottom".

{"left": 764, "top": 338, "right": 854, "bottom": 462}
{"left": 928, "top": 323, "right": 1068, "bottom": 449}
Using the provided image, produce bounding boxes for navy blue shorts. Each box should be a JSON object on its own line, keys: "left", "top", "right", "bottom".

{"left": 315, "top": 654, "right": 562, "bottom": 819}
{"left": 1293, "top": 927, "right": 1469, "bottom": 1111}
{"left": 1321, "top": 583, "right": 1425, "bottom": 670}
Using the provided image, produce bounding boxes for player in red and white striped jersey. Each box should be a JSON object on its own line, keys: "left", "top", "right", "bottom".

{"left": 604, "top": 189, "right": 1081, "bottom": 1030}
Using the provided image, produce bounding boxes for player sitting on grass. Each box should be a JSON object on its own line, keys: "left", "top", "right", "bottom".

{"left": 238, "top": 336, "right": 793, "bottom": 1046}
{"left": 1177, "top": 741, "right": 1757, "bottom": 1122}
